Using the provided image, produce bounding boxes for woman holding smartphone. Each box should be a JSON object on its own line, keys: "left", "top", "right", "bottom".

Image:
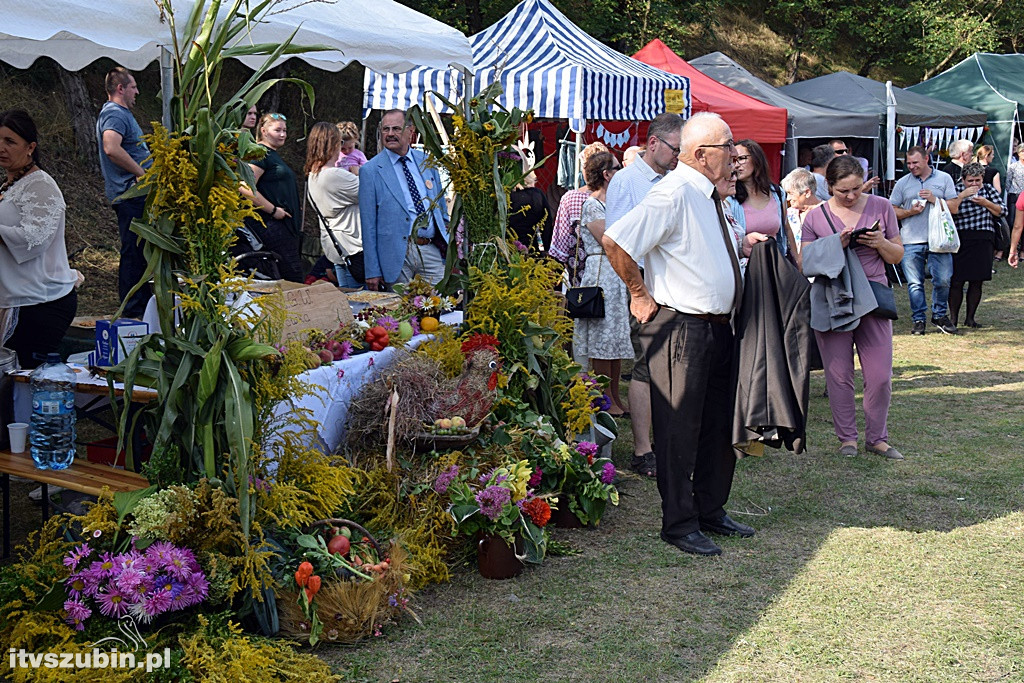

{"left": 800, "top": 155, "right": 905, "bottom": 460}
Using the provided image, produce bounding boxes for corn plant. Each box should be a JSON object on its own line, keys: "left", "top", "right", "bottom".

{"left": 107, "top": 0, "right": 324, "bottom": 538}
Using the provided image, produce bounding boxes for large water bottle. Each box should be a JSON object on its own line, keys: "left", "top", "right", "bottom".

{"left": 29, "top": 353, "right": 77, "bottom": 470}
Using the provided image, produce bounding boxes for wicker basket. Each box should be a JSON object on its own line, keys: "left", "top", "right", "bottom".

{"left": 413, "top": 424, "right": 480, "bottom": 451}
{"left": 276, "top": 518, "right": 412, "bottom": 645}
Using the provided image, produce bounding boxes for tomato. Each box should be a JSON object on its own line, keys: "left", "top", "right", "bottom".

{"left": 327, "top": 534, "right": 351, "bottom": 557}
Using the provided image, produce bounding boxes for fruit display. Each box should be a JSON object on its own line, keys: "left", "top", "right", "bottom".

{"left": 427, "top": 415, "right": 470, "bottom": 435}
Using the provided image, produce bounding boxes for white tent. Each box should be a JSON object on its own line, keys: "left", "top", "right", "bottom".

{"left": 1, "top": 0, "right": 473, "bottom": 77}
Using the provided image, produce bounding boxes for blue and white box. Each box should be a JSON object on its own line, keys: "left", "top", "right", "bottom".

{"left": 94, "top": 319, "right": 149, "bottom": 366}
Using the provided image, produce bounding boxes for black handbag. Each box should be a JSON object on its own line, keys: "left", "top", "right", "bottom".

{"left": 306, "top": 187, "right": 366, "bottom": 284}
{"left": 565, "top": 286, "right": 605, "bottom": 318}
{"left": 564, "top": 204, "right": 605, "bottom": 319}
{"left": 995, "top": 215, "right": 1011, "bottom": 254}
{"left": 820, "top": 206, "right": 898, "bottom": 320}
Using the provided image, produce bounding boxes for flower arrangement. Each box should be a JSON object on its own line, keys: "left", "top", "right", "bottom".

{"left": 410, "top": 82, "right": 535, "bottom": 285}
{"left": 62, "top": 540, "right": 209, "bottom": 630}
{"left": 531, "top": 440, "right": 619, "bottom": 527}
{"left": 437, "top": 459, "right": 549, "bottom": 564}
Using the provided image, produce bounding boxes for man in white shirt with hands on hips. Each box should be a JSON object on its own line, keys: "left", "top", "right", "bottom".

{"left": 602, "top": 112, "right": 763, "bottom": 557}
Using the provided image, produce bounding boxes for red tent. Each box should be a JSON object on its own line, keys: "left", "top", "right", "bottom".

{"left": 633, "top": 39, "right": 788, "bottom": 181}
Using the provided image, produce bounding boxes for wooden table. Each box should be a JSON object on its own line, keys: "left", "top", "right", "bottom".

{"left": 0, "top": 450, "right": 151, "bottom": 558}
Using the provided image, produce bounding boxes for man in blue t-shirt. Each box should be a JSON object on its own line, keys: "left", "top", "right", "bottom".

{"left": 97, "top": 66, "right": 152, "bottom": 318}
{"left": 890, "top": 146, "right": 958, "bottom": 335}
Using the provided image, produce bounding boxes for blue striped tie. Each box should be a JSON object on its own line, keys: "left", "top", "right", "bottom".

{"left": 399, "top": 156, "right": 425, "bottom": 215}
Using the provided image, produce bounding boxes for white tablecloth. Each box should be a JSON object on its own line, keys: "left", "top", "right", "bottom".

{"left": 271, "top": 311, "right": 462, "bottom": 453}
{"left": 11, "top": 311, "right": 462, "bottom": 456}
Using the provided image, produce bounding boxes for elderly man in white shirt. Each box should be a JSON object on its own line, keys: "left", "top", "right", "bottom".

{"left": 603, "top": 112, "right": 758, "bottom": 557}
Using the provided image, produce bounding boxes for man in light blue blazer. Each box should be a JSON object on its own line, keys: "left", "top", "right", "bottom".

{"left": 359, "top": 109, "right": 449, "bottom": 290}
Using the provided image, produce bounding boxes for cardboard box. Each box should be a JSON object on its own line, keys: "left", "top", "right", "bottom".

{"left": 94, "top": 319, "right": 149, "bottom": 366}
{"left": 281, "top": 281, "right": 354, "bottom": 341}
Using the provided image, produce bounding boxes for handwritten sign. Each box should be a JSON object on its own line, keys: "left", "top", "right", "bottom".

{"left": 664, "top": 89, "right": 685, "bottom": 115}
{"left": 281, "top": 281, "right": 354, "bottom": 341}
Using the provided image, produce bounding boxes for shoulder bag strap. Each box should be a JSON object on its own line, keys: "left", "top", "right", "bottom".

{"left": 819, "top": 203, "right": 839, "bottom": 236}
{"left": 305, "top": 183, "right": 349, "bottom": 260}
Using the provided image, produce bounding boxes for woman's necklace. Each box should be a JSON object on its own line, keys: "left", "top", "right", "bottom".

{"left": 0, "top": 161, "right": 37, "bottom": 202}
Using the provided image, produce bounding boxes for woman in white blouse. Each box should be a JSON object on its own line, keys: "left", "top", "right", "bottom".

{"left": 0, "top": 110, "right": 78, "bottom": 368}
{"left": 304, "top": 122, "right": 363, "bottom": 288}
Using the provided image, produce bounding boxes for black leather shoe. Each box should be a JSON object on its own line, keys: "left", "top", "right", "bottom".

{"left": 661, "top": 531, "right": 722, "bottom": 556}
{"left": 700, "top": 515, "right": 756, "bottom": 538}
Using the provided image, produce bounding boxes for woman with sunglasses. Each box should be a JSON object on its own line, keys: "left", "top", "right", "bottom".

{"left": 734, "top": 139, "right": 799, "bottom": 264}
{"left": 246, "top": 112, "right": 304, "bottom": 282}
{"left": 572, "top": 151, "right": 631, "bottom": 417}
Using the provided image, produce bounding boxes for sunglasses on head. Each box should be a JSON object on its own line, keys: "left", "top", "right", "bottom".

{"left": 268, "top": 113, "right": 286, "bottom": 121}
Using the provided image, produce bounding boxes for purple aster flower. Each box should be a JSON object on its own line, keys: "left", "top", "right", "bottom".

{"left": 118, "top": 550, "right": 143, "bottom": 570}
{"left": 63, "top": 542, "right": 91, "bottom": 570}
{"left": 576, "top": 441, "right": 599, "bottom": 458}
{"left": 132, "top": 591, "right": 173, "bottom": 623}
{"left": 339, "top": 340, "right": 353, "bottom": 360}
{"left": 475, "top": 485, "right": 511, "bottom": 521}
{"left": 146, "top": 540, "right": 176, "bottom": 567}
{"left": 513, "top": 240, "right": 529, "bottom": 254}
{"left": 410, "top": 316, "right": 421, "bottom": 335}
{"left": 64, "top": 574, "right": 89, "bottom": 599}
{"left": 591, "top": 394, "right": 612, "bottom": 411}
{"left": 97, "top": 588, "right": 131, "bottom": 618}
{"left": 433, "top": 465, "right": 459, "bottom": 494}
{"left": 376, "top": 315, "right": 399, "bottom": 332}
{"left": 412, "top": 295, "right": 426, "bottom": 309}
{"left": 64, "top": 599, "right": 91, "bottom": 630}
{"left": 113, "top": 566, "right": 147, "bottom": 596}
{"left": 528, "top": 468, "right": 543, "bottom": 488}
{"left": 601, "top": 462, "right": 616, "bottom": 485}
{"left": 177, "top": 571, "right": 209, "bottom": 607}
{"left": 88, "top": 552, "right": 118, "bottom": 580}
{"left": 164, "top": 547, "right": 198, "bottom": 581}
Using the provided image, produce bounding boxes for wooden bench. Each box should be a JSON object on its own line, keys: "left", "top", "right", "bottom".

{"left": 0, "top": 450, "right": 151, "bottom": 558}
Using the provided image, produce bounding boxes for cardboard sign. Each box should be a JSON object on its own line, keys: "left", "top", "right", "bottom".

{"left": 281, "top": 281, "right": 354, "bottom": 341}
{"left": 664, "top": 89, "right": 685, "bottom": 115}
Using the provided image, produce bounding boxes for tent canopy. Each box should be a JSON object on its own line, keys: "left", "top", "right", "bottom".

{"left": 780, "top": 71, "right": 986, "bottom": 128}
{"left": 0, "top": 0, "right": 474, "bottom": 74}
{"left": 908, "top": 53, "right": 1023, "bottom": 176}
{"left": 364, "top": 0, "right": 690, "bottom": 131}
{"left": 633, "top": 40, "right": 786, "bottom": 144}
{"left": 689, "top": 52, "right": 878, "bottom": 140}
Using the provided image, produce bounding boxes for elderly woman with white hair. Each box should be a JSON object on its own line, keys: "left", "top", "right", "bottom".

{"left": 781, "top": 168, "right": 822, "bottom": 258}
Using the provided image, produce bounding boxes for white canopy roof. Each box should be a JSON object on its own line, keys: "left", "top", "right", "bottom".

{"left": 0, "top": 0, "right": 474, "bottom": 74}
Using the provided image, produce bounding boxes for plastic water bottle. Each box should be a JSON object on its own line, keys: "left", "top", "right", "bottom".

{"left": 29, "top": 353, "right": 77, "bottom": 470}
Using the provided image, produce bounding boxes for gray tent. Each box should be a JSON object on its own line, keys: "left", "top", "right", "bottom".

{"left": 781, "top": 71, "right": 987, "bottom": 129}
{"left": 690, "top": 52, "right": 880, "bottom": 173}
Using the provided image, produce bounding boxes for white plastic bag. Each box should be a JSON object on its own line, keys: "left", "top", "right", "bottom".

{"left": 928, "top": 198, "right": 960, "bottom": 253}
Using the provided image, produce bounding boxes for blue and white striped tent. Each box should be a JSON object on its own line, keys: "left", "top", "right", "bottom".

{"left": 363, "top": 0, "right": 690, "bottom": 132}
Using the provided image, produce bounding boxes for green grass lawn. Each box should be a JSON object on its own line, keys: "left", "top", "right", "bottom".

{"left": 324, "top": 267, "right": 1024, "bottom": 682}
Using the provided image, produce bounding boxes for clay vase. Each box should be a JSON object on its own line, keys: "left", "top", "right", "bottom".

{"left": 551, "top": 496, "right": 587, "bottom": 529}
{"left": 477, "top": 532, "right": 524, "bottom": 579}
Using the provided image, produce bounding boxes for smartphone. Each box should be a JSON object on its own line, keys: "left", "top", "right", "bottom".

{"left": 850, "top": 220, "right": 880, "bottom": 246}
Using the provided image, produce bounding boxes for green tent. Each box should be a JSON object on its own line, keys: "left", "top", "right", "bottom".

{"left": 908, "top": 53, "right": 1022, "bottom": 177}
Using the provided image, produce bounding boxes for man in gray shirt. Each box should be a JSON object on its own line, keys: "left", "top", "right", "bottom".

{"left": 810, "top": 144, "right": 835, "bottom": 202}
{"left": 889, "top": 146, "right": 957, "bottom": 335}
{"left": 97, "top": 66, "right": 152, "bottom": 318}
{"left": 604, "top": 112, "right": 681, "bottom": 478}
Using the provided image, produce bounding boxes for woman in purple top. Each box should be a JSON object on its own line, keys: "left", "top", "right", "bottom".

{"left": 801, "top": 155, "right": 905, "bottom": 460}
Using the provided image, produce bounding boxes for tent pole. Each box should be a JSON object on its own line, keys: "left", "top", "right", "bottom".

{"left": 360, "top": 117, "right": 368, "bottom": 152}
{"left": 885, "top": 81, "right": 896, "bottom": 181}
{"left": 160, "top": 46, "right": 173, "bottom": 130}
{"left": 574, "top": 128, "right": 582, "bottom": 189}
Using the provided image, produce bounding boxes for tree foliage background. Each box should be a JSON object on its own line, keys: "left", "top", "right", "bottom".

{"left": 397, "top": 0, "right": 1021, "bottom": 85}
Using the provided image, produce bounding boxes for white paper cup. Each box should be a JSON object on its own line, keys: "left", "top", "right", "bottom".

{"left": 7, "top": 423, "right": 28, "bottom": 454}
